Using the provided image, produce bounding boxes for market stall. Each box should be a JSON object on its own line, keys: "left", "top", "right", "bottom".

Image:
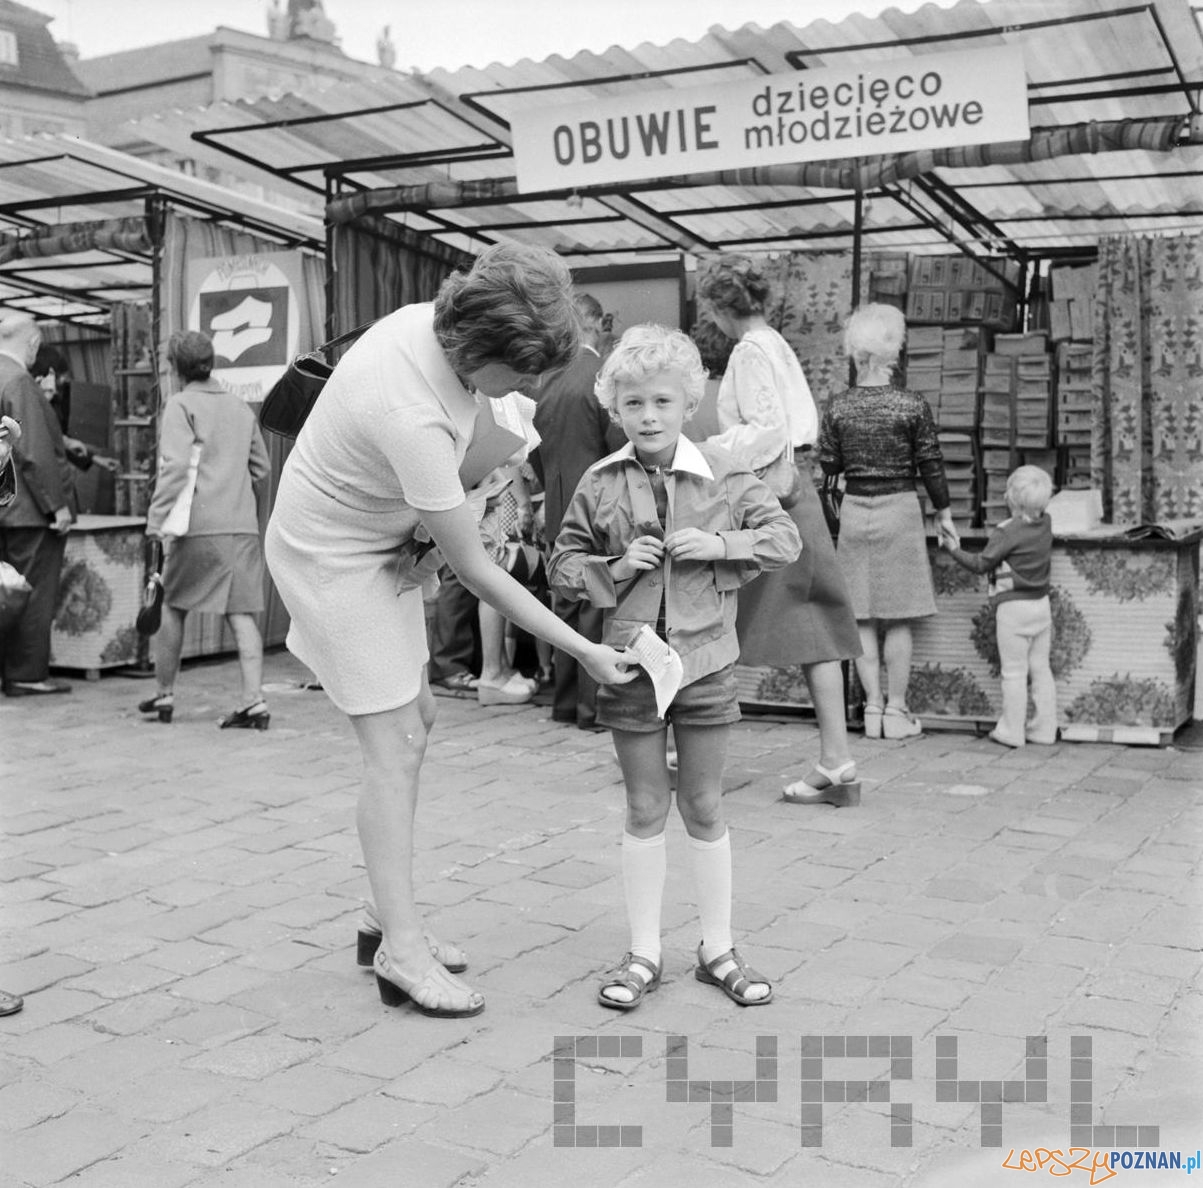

{"left": 123, "top": 0, "right": 1203, "bottom": 737}
{"left": 0, "top": 136, "right": 324, "bottom": 671}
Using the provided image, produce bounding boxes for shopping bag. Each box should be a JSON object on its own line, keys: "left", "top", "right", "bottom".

{"left": 0, "top": 560, "right": 31, "bottom": 634}
{"left": 160, "top": 444, "right": 201, "bottom": 538}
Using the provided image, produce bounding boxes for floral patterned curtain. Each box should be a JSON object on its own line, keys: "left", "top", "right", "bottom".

{"left": 1092, "top": 234, "right": 1203, "bottom": 526}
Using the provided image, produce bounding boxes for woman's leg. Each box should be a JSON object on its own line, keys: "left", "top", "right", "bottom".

{"left": 226, "top": 612, "right": 264, "bottom": 707}
{"left": 350, "top": 680, "right": 481, "bottom": 1009}
{"left": 604, "top": 728, "right": 673, "bottom": 1004}
{"left": 154, "top": 605, "right": 186, "bottom": 695}
{"left": 675, "top": 722, "right": 769, "bottom": 1001}
{"left": 854, "top": 620, "right": 882, "bottom": 709}
{"left": 882, "top": 621, "right": 914, "bottom": 710}
{"left": 802, "top": 660, "right": 854, "bottom": 772}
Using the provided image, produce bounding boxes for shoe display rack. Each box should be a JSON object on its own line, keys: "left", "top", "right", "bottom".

{"left": 110, "top": 302, "right": 157, "bottom": 518}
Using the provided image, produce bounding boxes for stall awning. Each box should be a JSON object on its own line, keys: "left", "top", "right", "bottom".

{"left": 121, "top": 0, "right": 1203, "bottom": 266}
{"left": 0, "top": 136, "right": 324, "bottom": 325}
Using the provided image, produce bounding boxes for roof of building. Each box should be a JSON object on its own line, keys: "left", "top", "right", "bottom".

{"left": 0, "top": 0, "right": 91, "bottom": 98}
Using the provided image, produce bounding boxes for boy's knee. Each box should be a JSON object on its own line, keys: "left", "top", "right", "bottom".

{"left": 626, "top": 788, "right": 669, "bottom": 832}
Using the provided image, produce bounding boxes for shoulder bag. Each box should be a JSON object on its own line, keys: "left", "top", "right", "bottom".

{"left": 259, "top": 319, "right": 376, "bottom": 439}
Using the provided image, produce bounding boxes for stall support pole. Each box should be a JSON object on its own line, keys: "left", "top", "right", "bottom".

{"left": 324, "top": 173, "right": 337, "bottom": 341}
{"left": 843, "top": 186, "right": 865, "bottom": 726}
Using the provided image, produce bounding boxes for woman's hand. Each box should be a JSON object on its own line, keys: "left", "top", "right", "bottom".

{"left": 935, "top": 508, "right": 959, "bottom": 551}
{"left": 611, "top": 534, "right": 665, "bottom": 581}
{"left": 664, "top": 527, "right": 726, "bottom": 562}
{"left": 579, "top": 642, "right": 636, "bottom": 686}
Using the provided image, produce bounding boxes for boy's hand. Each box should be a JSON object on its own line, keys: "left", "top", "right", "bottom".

{"left": 663, "top": 527, "right": 726, "bottom": 562}
{"left": 611, "top": 534, "right": 665, "bottom": 581}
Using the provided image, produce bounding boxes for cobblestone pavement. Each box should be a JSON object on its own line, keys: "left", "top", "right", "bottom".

{"left": 1, "top": 650, "right": 1200, "bottom": 1187}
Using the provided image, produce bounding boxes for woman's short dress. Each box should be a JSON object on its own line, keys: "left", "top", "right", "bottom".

{"left": 265, "top": 304, "right": 481, "bottom": 717}
{"left": 837, "top": 490, "right": 936, "bottom": 620}
{"left": 736, "top": 464, "right": 862, "bottom": 666}
{"left": 164, "top": 535, "right": 264, "bottom": 614}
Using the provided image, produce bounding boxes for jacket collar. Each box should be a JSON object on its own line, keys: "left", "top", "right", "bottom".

{"left": 591, "top": 435, "right": 713, "bottom": 480}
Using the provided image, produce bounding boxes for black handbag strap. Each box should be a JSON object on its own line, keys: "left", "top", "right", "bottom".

{"left": 317, "top": 319, "right": 377, "bottom": 358}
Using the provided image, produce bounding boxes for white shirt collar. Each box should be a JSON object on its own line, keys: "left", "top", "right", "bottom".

{"left": 592, "top": 435, "right": 714, "bottom": 480}
{"left": 581, "top": 343, "right": 600, "bottom": 358}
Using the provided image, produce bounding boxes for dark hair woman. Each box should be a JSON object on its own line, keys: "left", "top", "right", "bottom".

{"left": 697, "top": 255, "right": 863, "bottom": 808}
{"left": 265, "top": 243, "right": 633, "bottom": 1020}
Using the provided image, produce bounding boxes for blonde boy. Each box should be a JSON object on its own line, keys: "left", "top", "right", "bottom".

{"left": 942, "top": 465, "right": 1056, "bottom": 746}
{"left": 549, "top": 325, "right": 800, "bottom": 1010}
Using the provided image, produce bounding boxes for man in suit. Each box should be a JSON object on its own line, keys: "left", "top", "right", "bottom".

{"left": 529, "top": 293, "right": 624, "bottom": 730}
{"left": 0, "top": 314, "right": 72, "bottom": 696}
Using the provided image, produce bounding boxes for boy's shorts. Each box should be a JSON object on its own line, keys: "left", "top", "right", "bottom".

{"left": 597, "top": 663, "right": 742, "bottom": 733}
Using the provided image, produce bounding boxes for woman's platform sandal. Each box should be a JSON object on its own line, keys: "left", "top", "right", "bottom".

{"left": 882, "top": 706, "right": 922, "bottom": 740}
{"left": 356, "top": 906, "right": 468, "bottom": 974}
{"left": 597, "top": 953, "right": 661, "bottom": 1011}
{"left": 783, "top": 761, "right": 860, "bottom": 808}
{"left": 219, "top": 701, "right": 270, "bottom": 730}
{"left": 137, "top": 693, "right": 173, "bottom": 724}
{"left": 695, "top": 944, "right": 773, "bottom": 1007}
{"left": 373, "top": 946, "right": 484, "bottom": 1018}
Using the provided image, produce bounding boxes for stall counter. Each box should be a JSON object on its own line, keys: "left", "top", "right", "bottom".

{"left": 737, "top": 526, "right": 1200, "bottom": 746}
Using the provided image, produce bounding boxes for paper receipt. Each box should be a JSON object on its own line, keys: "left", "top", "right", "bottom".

{"left": 626, "top": 624, "right": 684, "bottom": 718}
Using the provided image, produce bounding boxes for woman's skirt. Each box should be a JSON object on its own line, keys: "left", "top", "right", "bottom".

{"left": 736, "top": 472, "right": 862, "bottom": 667}
{"left": 264, "top": 474, "right": 429, "bottom": 717}
{"left": 837, "top": 489, "right": 936, "bottom": 620}
{"left": 163, "top": 533, "right": 264, "bottom": 615}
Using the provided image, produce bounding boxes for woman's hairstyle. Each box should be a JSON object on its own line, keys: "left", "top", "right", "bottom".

{"left": 1006, "top": 464, "right": 1054, "bottom": 522}
{"left": 594, "top": 324, "right": 707, "bottom": 417}
{"left": 696, "top": 254, "right": 772, "bottom": 317}
{"left": 166, "top": 330, "right": 214, "bottom": 383}
{"left": 433, "top": 243, "right": 579, "bottom": 377}
{"left": 843, "top": 303, "right": 906, "bottom": 371}
{"left": 689, "top": 316, "right": 735, "bottom": 377}
{"left": 30, "top": 344, "right": 68, "bottom": 380}
{"left": 574, "top": 292, "right": 604, "bottom": 331}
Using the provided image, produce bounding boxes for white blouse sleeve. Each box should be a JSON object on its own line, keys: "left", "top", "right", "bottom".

{"left": 710, "top": 339, "right": 792, "bottom": 471}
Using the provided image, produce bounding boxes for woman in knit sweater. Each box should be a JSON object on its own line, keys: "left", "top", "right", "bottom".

{"left": 819, "top": 304, "right": 958, "bottom": 741}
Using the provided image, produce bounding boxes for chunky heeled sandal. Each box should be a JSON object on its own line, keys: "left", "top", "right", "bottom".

{"left": 137, "top": 693, "right": 173, "bottom": 724}
{"left": 373, "top": 946, "right": 484, "bottom": 1018}
{"left": 355, "top": 906, "right": 468, "bottom": 973}
{"left": 219, "top": 701, "right": 270, "bottom": 730}
{"left": 882, "top": 706, "right": 922, "bottom": 740}
{"left": 783, "top": 761, "right": 860, "bottom": 807}
{"left": 862, "top": 704, "right": 883, "bottom": 739}
{"left": 597, "top": 952, "right": 661, "bottom": 1011}
{"left": 695, "top": 944, "right": 773, "bottom": 1006}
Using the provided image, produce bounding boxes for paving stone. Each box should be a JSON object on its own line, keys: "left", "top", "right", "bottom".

{"left": 1, "top": 1107, "right": 144, "bottom": 1186}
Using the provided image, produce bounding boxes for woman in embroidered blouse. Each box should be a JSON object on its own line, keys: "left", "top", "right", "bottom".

{"left": 698, "top": 256, "right": 863, "bottom": 808}
{"left": 819, "top": 303, "right": 958, "bottom": 741}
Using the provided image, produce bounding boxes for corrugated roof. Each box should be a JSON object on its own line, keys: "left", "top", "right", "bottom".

{"left": 0, "top": 135, "right": 323, "bottom": 325}
{"left": 121, "top": 0, "right": 1203, "bottom": 265}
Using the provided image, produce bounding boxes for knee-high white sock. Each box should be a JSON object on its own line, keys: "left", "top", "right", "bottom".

{"left": 623, "top": 831, "right": 666, "bottom": 964}
{"left": 689, "top": 830, "right": 733, "bottom": 963}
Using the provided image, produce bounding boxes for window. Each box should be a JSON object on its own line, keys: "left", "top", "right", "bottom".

{"left": 0, "top": 30, "right": 17, "bottom": 67}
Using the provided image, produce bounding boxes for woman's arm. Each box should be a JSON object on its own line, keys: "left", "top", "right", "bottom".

{"left": 420, "top": 499, "right": 633, "bottom": 686}
{"left": 709, "top": 342, "right": 792, "bottom": 470}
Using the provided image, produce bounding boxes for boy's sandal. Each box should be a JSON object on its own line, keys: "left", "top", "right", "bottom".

{"left": 694, "top": 944, "right": 773, "bottom": 1007}
{"left": 782, "top": 761, "right": 860, "bottom": 807}
{"left": 597, "top": 952, "right": 661, "bottom": 1011}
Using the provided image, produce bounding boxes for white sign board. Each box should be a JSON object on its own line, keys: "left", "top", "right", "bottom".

{"left": 512, "top": 46, "right": 1029, "bottom": 192}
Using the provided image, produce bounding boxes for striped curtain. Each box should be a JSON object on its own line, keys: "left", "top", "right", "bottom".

{"left": 158, "top": 214, "right": 326, "bottom": 657}
{"left": 1093, "top": 234, "right": 1203, "bottom": 526}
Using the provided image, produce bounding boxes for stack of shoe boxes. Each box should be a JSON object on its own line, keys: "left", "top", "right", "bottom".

{"left": 939, "top": 325, "right": 986, "bottom": 431}
{"left": 904, "top": 326, "right": 944, "bottom": 416}
{"left": 1056, "top": 341, "right": 1094, "bottom": 488}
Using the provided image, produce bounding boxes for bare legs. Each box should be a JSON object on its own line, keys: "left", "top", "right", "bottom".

{"left": 802, "top": 659, "right": 853, "bottom": 771}
{"left": 227, "top": 612, "right": 264, "bottom": 707}
{"left": 153, "top": 604, "right": 185, "bottom": 696}
{"left": 350, "top": 679, "right": 481, "bottom": 1012}
{"left": 854, "top": 619, "right": 914, "bottom": 711}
